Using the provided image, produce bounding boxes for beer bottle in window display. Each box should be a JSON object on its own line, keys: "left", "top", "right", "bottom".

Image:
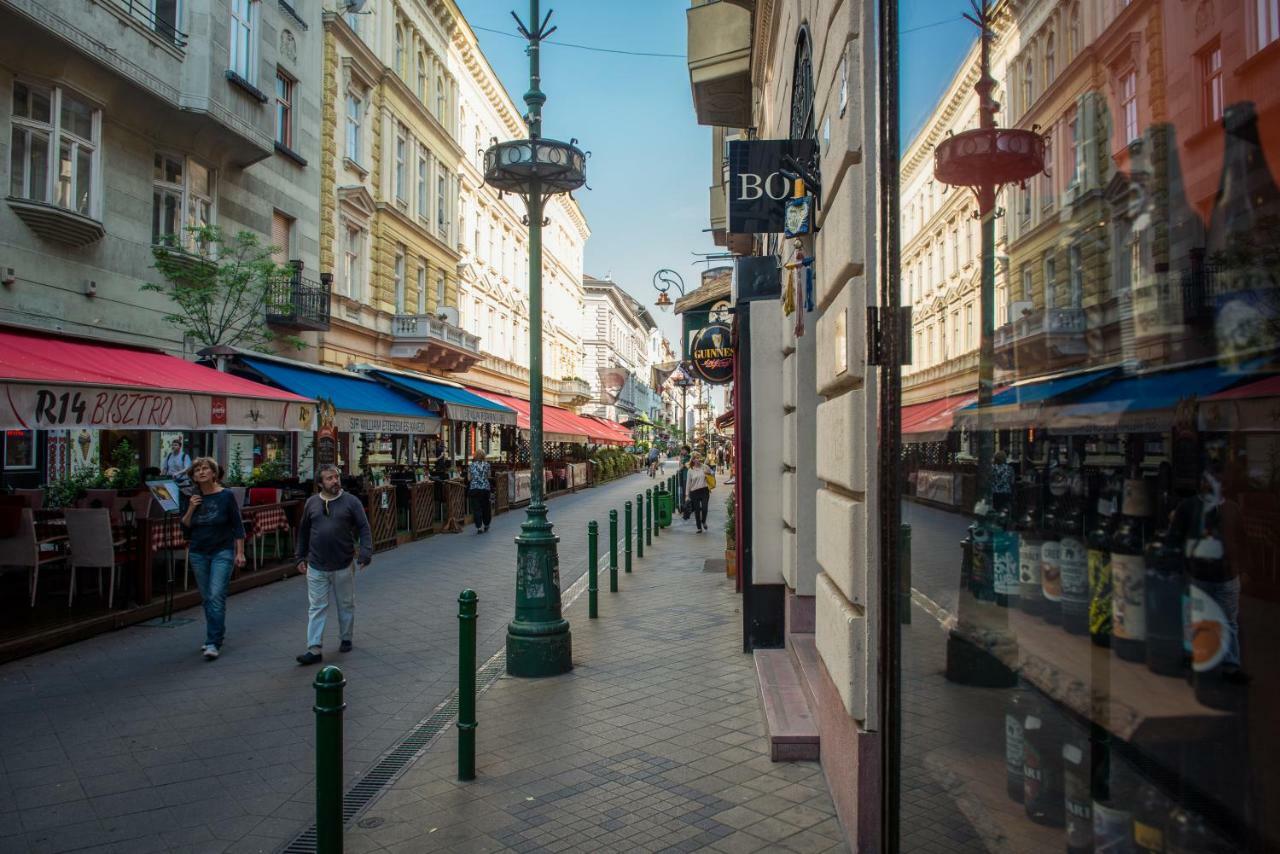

{"left": 1133, "top": 781, "right": 1171, "bottom": 854}
{"left": 1023, "top": 701, "right": 1066, "bottom": 826}
{"left": 1039, "top": 465, "right": 1066, "bottom": 625}
{"left": 1111, "top": 479, "right": 1151, "bottom": 663}
{"left": 1018, "top": 472, "right": 1047, "bottom": 617}
{"left": 1091, "top": 737, "right": 1135, "bottom": 853}
{"left": 1063, "top": 723, "right": 1093, "bottom": 853}
{"left": 1004, "top": 677, "right": 1032, "bottom": 803}
{"left": 1089, "top": 473, "right": 1118, "bottom": 648}
{"left": 1144, "top": 528, "right": 1186, "bottom": 677}
{"left": 1060, "top": 456, "right": 1090, "bottom": 635}
{"left": 993, "top": 506, "right": 1020, "bottom": 608}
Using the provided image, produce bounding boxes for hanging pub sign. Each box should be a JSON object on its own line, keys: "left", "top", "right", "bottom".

{"left": 689, "top": 323, "right": 734, "bottom": 385}
{"left": 727, "top": 139, "right": 818, "bottom": 234}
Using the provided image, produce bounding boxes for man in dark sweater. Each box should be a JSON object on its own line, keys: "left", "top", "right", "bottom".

{"left": 295, "top": 465, "right": 373, "bottom": 665}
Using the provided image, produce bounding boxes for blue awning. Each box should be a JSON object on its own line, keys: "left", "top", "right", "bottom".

{"left": 366, "top": 370, "right": 517, "bottom": 426}
{"left": 979, "top": 367, "right": 1116, "bottom": 408}
{"left": 240, "top": 357, "right": 440, "bottom": 435}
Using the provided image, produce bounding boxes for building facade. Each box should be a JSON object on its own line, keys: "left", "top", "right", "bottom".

{"left": 448, "top": 15, "right": 592, "bottom": 409}
{"left": 582, "top": 275, "right": 664, "bottom": 425}
{"left": 0, "top": 0, "right": 326, "bottom": 354}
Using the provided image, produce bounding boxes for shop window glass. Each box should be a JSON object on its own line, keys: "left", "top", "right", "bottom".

{"left": 895, "top": 4, "right": 1280, "bottom": 853}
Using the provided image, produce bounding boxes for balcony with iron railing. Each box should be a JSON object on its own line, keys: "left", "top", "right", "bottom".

{"left": 994, "top": 305, "right": 1088, "bottom": 370}
{"left": 265, "top": 262, "right": 332, "bottom": 332}
{"left": 390, "top": 313, "right": 483, "bottom": 373}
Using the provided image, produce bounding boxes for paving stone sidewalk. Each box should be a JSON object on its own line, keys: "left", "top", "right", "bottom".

{"left": 343, "top": 483, "right": 848, "bottom": 854}
{"left": 0, "top": 468, "right": 668, "bottom": 854}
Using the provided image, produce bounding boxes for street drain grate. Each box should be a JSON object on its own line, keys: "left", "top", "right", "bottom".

{"left": 279, "top": 566, "right": 591, "bottom": 854}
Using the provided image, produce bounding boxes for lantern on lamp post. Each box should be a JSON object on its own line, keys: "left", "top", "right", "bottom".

{"left": 483, "top": 0, "right": 586, "bottom": 678}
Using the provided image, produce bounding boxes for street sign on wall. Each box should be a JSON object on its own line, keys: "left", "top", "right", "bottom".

{"left": 727, "top": 139, "right": 818, "bottom": 234}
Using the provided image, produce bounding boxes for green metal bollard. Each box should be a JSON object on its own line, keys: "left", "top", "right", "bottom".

{"left": 624, "top": 501, "right": 632, "bottom": 574}
{"left": 645, "top": 489, "right": 652, "bottom": 546}
{"left": 635, "top": 493, "right": 644, "bottom": 558}
{"left": 314, "top": 665, "right": 346, "bottom": 854}
{"left": 608, "top": 510, "right": 618, "bottom": 593}
{"left": 654, "top": 485, "right": 661, "bottom": 539}
{"left": 588, "top": 521, "right": 599, "bottom": 619}
{"left": 457, "top": 589, "right": 477, "bottom": 781}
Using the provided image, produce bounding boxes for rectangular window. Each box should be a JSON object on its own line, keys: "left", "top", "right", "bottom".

{"left": 1041, "top": 135, "right": 1054, "bottom": 210}
{"left": 437, "top": 173, "right": 448, "bottom": 239}
{"left": 343, "top": 224, "right": 363, "bottom": 299}
{"left": 1044, "top": 255, "right": 1057, "bottom": 308}
{"left": 274, "top": 69, "right": 294, "bottom": 148}
{"left": 1067, "top": 109, "right": 1080, "bottom": 185}
{"left": 345, "top": 93, "right": 362, "bottom": 162}
{"left": 964, "top": 303, "right": 974, "bottom": 350}
{"left": 1021, "top": 266, "right": 1033, "bottom": 301}
{"left": 951, "top": 229, "right": 959, "bottom": 274}
{"left": 436, "top": 75, "right": 446, "bottom": 121}
{"left": 438, "top": 272, "right": 447, "bottom": 305}
{"left": 1020, "top": 185, "right": 1032, "bottom": 225}
{"left": 271, "top": 210, "right": 294, "bottom": 265}
{"left": 417, "top": 53, "right": 427, "bottom": 102}
{"left": 417, "top": 263, "right": 427, "bottom": 313}
{"left": 1121, "top": 70, "right": 1138, "bottom": 143}
{"left": 229, "top": 0, "right": 258, "bottom": 82}
{"left": 394, "top": 124, "right": 408, "bottom": 203}
{"left": 1069, "top": 244, "right": 1083, "bottom": 307}
{"left": 1201, "top": 43, "right": 1223, "bottom": 127}
{"left": 393, "top": 247, "right": 406, "bottom": 314}
{"left": 152, "top": 153, "right": 215, "bottom": 250}
{"left": 1258, "top": 0, "right": 1280, "bottom": 52}
{"left": 10, "top": 82, "right": 99, "bottom": 218}
{"left": 417, "top": 154, "right": 429, "bottom": 220}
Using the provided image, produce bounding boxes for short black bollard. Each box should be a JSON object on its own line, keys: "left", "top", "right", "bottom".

{"left": 645, "top": 488, "right": 653, "bottom": 546}
{"left": 314, "top": 665, "right": 346, "bottom": 854}
{"left": 608, "top": 510, "right": 619, "bottom": 592}
{"left": 588, "top": 521, "right": 599, "bottom": 619}
{"left": 457, "top": 589, "right": 477, "bottom": 781}
{"left": 624, "top": 501, "right": 633, "bottom": 574}
{"left": 635, "top": 492, "right": 644, "bottom": 559}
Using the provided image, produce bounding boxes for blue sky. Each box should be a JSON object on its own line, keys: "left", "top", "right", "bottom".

{"left": 456, "top": 0, "right": 976, "bottom": 345}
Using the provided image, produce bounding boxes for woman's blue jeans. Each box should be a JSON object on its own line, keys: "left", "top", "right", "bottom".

{"left": 189, "top": 548, "right": 234, "bottom": 647}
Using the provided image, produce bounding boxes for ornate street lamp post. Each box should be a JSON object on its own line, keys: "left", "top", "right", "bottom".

{"left": 483, "top": 0, "right": 586, "bottom": 677}
{"left": 652, "top": 269, "right": 685, "bottom": 313}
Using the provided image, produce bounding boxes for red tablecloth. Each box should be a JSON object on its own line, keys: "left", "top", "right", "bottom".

{"left": 150, "top": 516, "right": 186, "bottom": 551}
{"left": 244, "top": 504, "right": 289, "bottom": 537}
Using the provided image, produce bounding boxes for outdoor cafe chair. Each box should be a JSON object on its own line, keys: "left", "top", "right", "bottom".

{"left": 63, "top": 508, "right": 127, "bottom": 609}
{"left": 0, "top": 508, "right": 67, "bottom": 607}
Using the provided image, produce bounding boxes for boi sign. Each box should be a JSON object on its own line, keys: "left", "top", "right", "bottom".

{"left": 690, "top": 323, "right": 734, "bottom": 385}
{"left": 727, "top": 139, "right": 818, "bottom": 234}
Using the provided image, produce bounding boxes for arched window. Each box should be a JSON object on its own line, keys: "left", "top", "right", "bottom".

{"left": 1045, "top": 33, "right": 1055, "bottom": 82}
{"left": 394, "top": 24, "right": 406, "bottom": 78}
{"left": 417, "top": 52, "right": 427, "bottom": 101}
{"left": 789, "top": 27, "right": 815, "bottom": 141}
{"left": 1022, "top": 59, "right": 1034, "bottom": 111}
{"left": 1068, "top": 4, "right": 1080, "bottom": 59}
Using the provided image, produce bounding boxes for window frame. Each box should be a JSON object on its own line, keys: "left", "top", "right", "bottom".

{"left": 393, "top": 246, "right": 406, "bottom": 314}
{"left": 342, "top": 221, "right": 365, "bottom": 301}
{"left": 1120, "top": 69, "right": 1139, "bottom": 144}
{"left": 417, "top": 261, "right": 428, "bottom": 314}
{"left": 345, "top": 91, "right": 363, "bottom": 164}
{"left": 229, "top": 0, "right": 259, "bottom": 84}
{"left": 274, "top": 68, "right": 295, "bottom": 149}
{"left": 417, "top": 153, "right": 429, "bottom": 222}
{"left": 1199, "top": 41, "right": 1223, "bottom": 128}
{"left": 394, "top": 123, "right": 408, "bottom": 205}
{"left": 437, "top": 172, "right": 448, "bottom": 239}
{"left": 1256, "top": 0, "right": 1280, "bottom": 53}
{"left": 9, "top": 81, "right": 102, "bottom": 220}
{"left": 151, "top": 151, "right": 217, "bottom": 251}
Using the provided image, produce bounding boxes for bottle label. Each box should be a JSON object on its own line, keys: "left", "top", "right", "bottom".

{"left": 1041, "top": 540, "right": 1063, "bottom": 602}
{"left": 995, "top": 532, "right": 1020, "bottom": 595}
{"left": 1112, "top": 553, "right": 1147, "bottom": 641}
{"left": 1089, "top": 548, "right": 1113, "bottom": 636}
{"left": 1065, "top": 796, "right": 1093, "bottom": 848}
{"left": 1093, "top": 802, "right": 1133, "bottom": 852}
{"left": 1004, "top": 714, "right": 1024, "bottom": 775}
{"left": 1023, "top": 751, "right": 1043, "bottom": 802}
{"left": 1133, "top": 820, "right": 1164, "bottom": 851}
{"left": 1190, "top": 583, "right": 1231, "bottom": 672}
{"left": 1060, "top": 536, "right": 1088, "bottom": 612}
{"left": 1020, "top": 540, "right": 1043, "bottom": 597}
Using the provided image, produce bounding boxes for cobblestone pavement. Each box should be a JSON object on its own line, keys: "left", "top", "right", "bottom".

{"left": 343, "top": 478, "right": 848, "bottom": 854}
{"left": 0, "top": 466, "right": 684, "bottom": 854}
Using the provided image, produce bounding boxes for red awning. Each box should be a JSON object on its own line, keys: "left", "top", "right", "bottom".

{"left": 469, "top": 390, "right": 590, "bottom": 444}
{"left": 1198, "top": 374, "right": 1280, "bottom": 433}
{"left": 0, "top": 327, "right": 313, "bottom": 431}
{"left": 578, "top": 413, "right": 632, "bottom": 445}
{"left": 715, "top": 408, "right": 735, "bottom": 428}
{"left": 902, "top": 393, "right": 977, "bottom": 440}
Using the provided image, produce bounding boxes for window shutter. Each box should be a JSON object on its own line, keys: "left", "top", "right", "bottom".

{"left": 272, "top": 211, "right": 292, "bottom": 264}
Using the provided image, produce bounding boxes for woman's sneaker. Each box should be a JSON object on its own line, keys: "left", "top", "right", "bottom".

{"left": 202, "top": 645, "right": 220, "bottom": 661}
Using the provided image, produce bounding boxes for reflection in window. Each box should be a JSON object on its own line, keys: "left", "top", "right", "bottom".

{"left": 1201, "top": 43, "right": 1223, "bottom": 127}
{"left": 1121, "top": 70, "right": 1138, "bottom": 143}
{"left": 10, "top": 82, "right": 99, "bottom": 218}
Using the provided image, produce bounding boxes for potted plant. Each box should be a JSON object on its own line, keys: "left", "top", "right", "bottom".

{"left": 724, "top": 489, "right": 736, "bottom": 578}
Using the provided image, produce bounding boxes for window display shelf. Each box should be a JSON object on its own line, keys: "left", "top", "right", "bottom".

{"left": 952, "top": 598, "right": 1233, "bottom": 744}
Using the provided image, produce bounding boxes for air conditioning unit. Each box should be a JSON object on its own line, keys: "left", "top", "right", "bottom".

{"left": 436, "top": 306, "right": 460, "bottom": 326}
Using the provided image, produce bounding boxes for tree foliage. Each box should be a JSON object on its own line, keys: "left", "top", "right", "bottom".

{"left": 144, "top": 226, "right": 303, "bottom": 351}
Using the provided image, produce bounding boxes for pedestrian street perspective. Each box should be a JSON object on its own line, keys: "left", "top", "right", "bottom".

{"left": 0, "top": 0, "right": 1278, "bottom": 852}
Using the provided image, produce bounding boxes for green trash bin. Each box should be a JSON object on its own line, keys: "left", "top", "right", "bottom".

{"left": 655, "top": 487, "right": 674, "bottom": 528}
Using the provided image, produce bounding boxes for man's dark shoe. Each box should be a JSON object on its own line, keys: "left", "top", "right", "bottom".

{"left": 296, "top": 651, "right": 323, "bottom": 666}
{"left": 339, "top": 640, "right": 353, "bottom": 653}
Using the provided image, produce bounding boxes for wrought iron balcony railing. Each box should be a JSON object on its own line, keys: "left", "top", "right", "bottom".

{"left": 265, "top": 262, "right": 332, "bottom": 332}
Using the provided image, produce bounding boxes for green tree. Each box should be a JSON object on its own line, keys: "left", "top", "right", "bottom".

{"left": 144, "top": 226, "right": 303, "bottom": 351}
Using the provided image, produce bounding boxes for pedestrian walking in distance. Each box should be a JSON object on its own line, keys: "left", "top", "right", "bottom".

{"left": 686, "top": 454, "right": 713, "bottom": 533}
{"left": 295, "top": 464, "right": 372, "bottom": 665}
{"left": 468, "top": 450, "right": 492, "bottom": 534}
{"left": 647, "top": 445, "right": 660, "bottom": 477}
{"left": 179, "top": 457, "right": 246, "bottom": 661}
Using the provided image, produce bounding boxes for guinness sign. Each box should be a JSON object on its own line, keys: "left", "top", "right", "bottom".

{"left": 690, "top": 323, "right": 734, "bottom": 385}
{"left": 728, "top": 139, "right": 818, "bottom": 234}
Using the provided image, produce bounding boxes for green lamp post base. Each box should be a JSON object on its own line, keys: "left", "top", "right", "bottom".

{"left": 506, "top": 502, "right": 573, "bottom": 677}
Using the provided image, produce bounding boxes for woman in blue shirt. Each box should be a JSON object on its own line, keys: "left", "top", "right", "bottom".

{"left": 179, "top": 457, "right": 246, "bottom": 660}
{"left": 468, "top": 450, "right": 493, "bottom": 534}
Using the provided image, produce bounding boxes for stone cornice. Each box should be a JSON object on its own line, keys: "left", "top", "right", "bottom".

{"left": 450, "top": 20, "right": 525, "bottom": 140}
{"left": 376, "top": 200, "right": 461, "bottom": 261}
{"left": 380, "top": 67, "right": 466, "bottom": 161}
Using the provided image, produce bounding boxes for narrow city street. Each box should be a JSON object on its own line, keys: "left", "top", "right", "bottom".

{"left": 0, "top": 468, "right": 672, "bottom": 854}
